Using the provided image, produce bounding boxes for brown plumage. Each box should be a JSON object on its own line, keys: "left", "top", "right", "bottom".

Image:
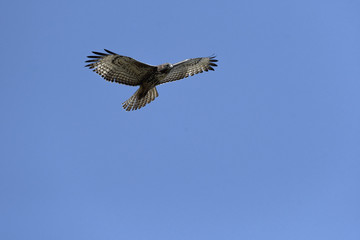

{"left": 85, "top": 49, "right": 218, "bottom": 111}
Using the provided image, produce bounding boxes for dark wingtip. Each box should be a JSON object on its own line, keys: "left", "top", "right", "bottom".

{"left": 104, "top": 49, "right": 116, "bottom": 55}
{"left": 210, "top": 56, "right": 218, "bottom": 62}
{"left": 92, "top": 51, "right": 107, "bottom": 56}
{"left": 209, "top": 55, "right": 218, "bottom": 64}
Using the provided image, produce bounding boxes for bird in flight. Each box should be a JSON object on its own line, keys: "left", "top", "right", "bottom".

{"left": 85, "top": 49, "right": 218, "bottom": 111}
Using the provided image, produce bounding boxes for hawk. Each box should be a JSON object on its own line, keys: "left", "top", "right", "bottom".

{"left": 85, "top": 49, "right": 218, "bottom": 111}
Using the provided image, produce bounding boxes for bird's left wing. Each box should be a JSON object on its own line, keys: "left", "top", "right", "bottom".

{"left": 85, "top": 49, "right": 156, "bottom": 86}
{"left": 159, "top": 56, "right": 218, "bottom": 84}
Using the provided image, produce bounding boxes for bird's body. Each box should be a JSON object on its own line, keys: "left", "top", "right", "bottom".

{"left": 85, "top": 49, "right": 218, "bottom": 111}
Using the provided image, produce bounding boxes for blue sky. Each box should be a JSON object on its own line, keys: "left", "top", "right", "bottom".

{"left": 1, "top": 0, "right": 359, "bottom": 239}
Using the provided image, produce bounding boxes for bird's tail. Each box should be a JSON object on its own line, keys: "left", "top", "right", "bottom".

{"left": 122, "top": 87, "right": 159, "bottom": 111}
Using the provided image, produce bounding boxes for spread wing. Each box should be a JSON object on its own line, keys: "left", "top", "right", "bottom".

{"left": 159, "top": 56, "right": 218, "bottom": 84}
{"left": 85, "top": 49, "right": 156, "bottom": 86}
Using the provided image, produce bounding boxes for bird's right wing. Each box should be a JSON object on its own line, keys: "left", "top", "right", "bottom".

{"left": 85, "top": 49, "right": 156, "bottom": 86}
{"left": 159, "top": 56, "right": 218, "bottom": 84}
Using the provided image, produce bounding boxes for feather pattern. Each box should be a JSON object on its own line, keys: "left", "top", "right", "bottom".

{"left": 122, "top": 87, "right": 159, "bottom": 111}
{"left": 85, "top": 50, "right": 156, "bottom": 86}
{"left": 85, "top": 50, "right": 218, "bottom": 111}
{"left": 159, "top": 56, "right": 218, "bottom": 84}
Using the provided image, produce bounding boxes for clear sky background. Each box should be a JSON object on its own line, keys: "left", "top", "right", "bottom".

{"left": 1, "top": 0, "right": 359, "bottom": 239}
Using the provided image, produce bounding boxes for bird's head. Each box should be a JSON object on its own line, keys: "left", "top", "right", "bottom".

{"left": 157, "top": 63, "right": 173, "bottom": 73}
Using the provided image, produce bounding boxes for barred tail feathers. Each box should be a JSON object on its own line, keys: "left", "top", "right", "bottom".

{"left": 122, "top": 87, "right": 159, "bottom": 111}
